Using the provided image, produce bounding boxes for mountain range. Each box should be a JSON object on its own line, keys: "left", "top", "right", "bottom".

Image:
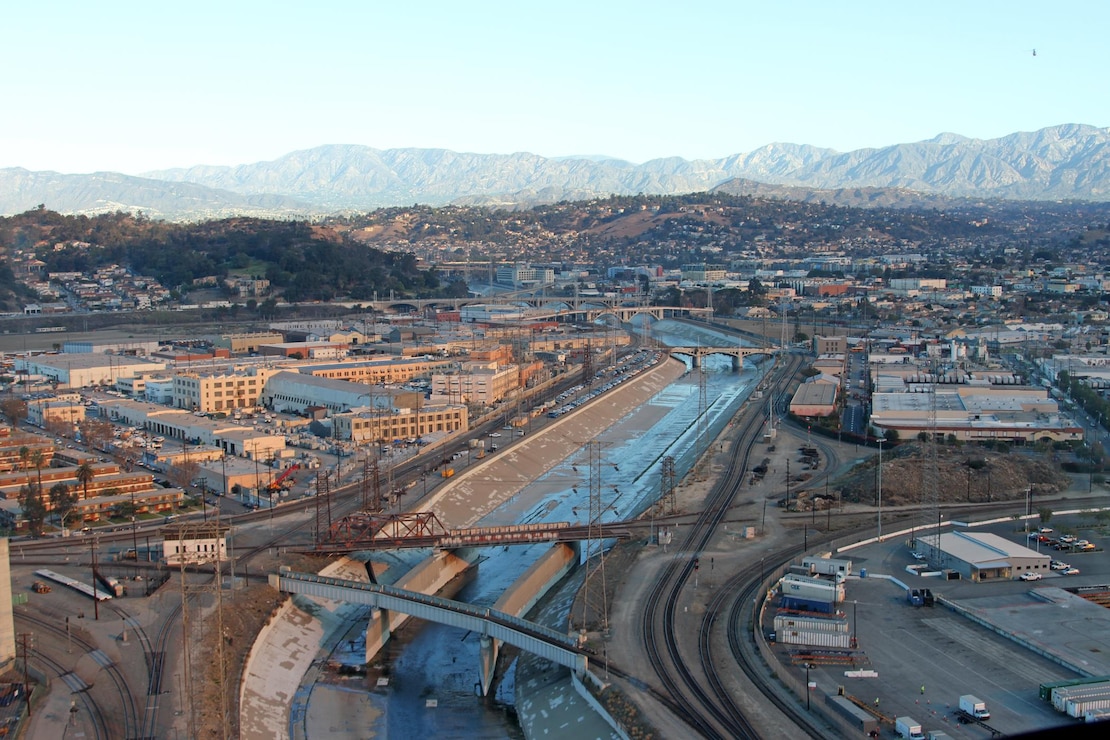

{"left": 3, "top": 124, "right": 1110, "bottom": 220}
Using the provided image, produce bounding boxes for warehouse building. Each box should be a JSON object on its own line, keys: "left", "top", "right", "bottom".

{"left": 261, "top": 371, "right": 422, "bottom": 416}
{"left": 914, "top": 530, "right": 1050, "bottom": 581}
{"left": 15, "top": 354, "right": 167, "bottom": 388}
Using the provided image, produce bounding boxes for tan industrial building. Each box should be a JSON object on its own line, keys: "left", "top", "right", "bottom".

{"left": 173, "top": 367, "right": 278, "bottom": 413}
{"left": 915, "top": 530, "right": 1050, "bottom": 581}
{"left": 333, "top": 403, "right": 468, "bottom": 444}
{"left": 430, "top": 361, "right": 520, "bottom": 406}
{"left": 789, "top": 379, "right": 839, "bottom": 418}
{"left": 212, "top": 332, "right": 284, "bottom": 354}
{"left": 26, "top": 398, "right": 86, "bottom": 430}
{"left": 99, "top": 400, "right": 286, "bottom": 459}
{"left": 869, "top": 385, "right": 1083, "bottom": 443}
{"left": 15, "top": 354, "right": 167, "bottom": 388}
{"left": 299, "top": 356, "right": 454, "bottom": 385}
{"left": 260, "top": 371, "right": 421, "bottom": 416}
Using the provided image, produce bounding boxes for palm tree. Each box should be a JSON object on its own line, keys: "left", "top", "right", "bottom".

{"left": 75, "top": 461, "right": 95, "bottom": 501}
{"left": 29, "top": 449, "right": 45, "bottom": 496}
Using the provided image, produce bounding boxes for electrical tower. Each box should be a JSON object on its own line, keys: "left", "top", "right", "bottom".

{"left": 580, "top": 441, "right": 609, "bottom": 633}
{"left": 581, "top": 339, "right": 594, "bottom": 389}
{"left": 660, "top": 455, "right": 677, "bottom": 515}
{"left": 696, "top": 360, "right": 710, "bottom": 480}
{"left": 314, "top": 471, "right": 333, "bottom": 548}
{"left": 922, "top": 361, "right": 942, "bottom": 557}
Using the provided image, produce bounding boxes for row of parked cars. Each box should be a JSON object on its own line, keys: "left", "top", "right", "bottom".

{"left": 1028, "top": 529, "right": 1098, "bottom": 552}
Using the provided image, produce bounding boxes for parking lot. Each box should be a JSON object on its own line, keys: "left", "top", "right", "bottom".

{"left": 787, "top": 513, "right": 1110, "bottom": 737}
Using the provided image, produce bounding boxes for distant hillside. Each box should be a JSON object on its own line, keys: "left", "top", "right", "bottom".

{"left": 3, "top": 124, "right": 1110, "bottom": 220}
{"left": 144, "top": 125, "right": 1110, "bottom": 208}
{"left": 710, "top": 178, "right": 975, "bottom": 209}
{"left": 0, "top": 168, "right": 318, "bottom": 220}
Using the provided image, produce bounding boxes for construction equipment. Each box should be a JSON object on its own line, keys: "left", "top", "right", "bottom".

{"left": 268, "top": 464, "right": 300, "bottom": 492}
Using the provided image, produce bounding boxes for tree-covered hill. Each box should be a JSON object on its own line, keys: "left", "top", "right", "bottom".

{"left": 0, "top": 208, "right": 451, "bottom": 302}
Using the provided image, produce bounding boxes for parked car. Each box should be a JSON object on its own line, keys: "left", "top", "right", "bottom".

{"left": 1019, "top": 572, "right": 1042, "bottom": 581}
{"left": 1079, "top": 543, "right": 1097, "bottom": 551}
{"left": 1060, "top": 534, "right": 1078, "bottom": 544}
{"left": 1050, "top": 561, "right": 1070, "bottom": 570}
{"left": 1039, "top": 526, "right": 1054, "bottom": 534}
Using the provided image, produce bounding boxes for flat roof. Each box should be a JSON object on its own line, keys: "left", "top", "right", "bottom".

{"left": 922, "top": 530, "right": 1048, "bottom": 566}
{"left": 792, "top": 381, "right": 837, "bottom": 406}
{"left": 19, "top": 354, "right": 166, "bottom": 370}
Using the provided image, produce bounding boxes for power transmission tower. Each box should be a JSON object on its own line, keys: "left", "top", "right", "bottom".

{"left": 314, "top": 471, "right": 332, "bottom": 547}
{"left": 580, "top": 441, "right": 609, "bottom": 634}
{"left": 695, "top": 356, "right": 710, "bottom": 481}
{"left": 358, "top": 455, "right": 376, "bottom": 512}
{"left": 581, "top": 339, "right": 593, "bottom": 389}
{"left": 923, "top": 360, "right": 942, "bottom": 557}
{"left": 661, "top": 455, "right": 677, "bottom": 515}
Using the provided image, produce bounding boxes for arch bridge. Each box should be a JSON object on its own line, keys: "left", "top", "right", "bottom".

{"left": 268, "top": 569, "right": 590, "bottom": 695}
{"left": 669, "top": 345, "right": 775, "bottom": 370}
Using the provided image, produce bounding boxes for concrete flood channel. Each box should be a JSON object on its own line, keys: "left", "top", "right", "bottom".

{"left": 298, "top": 321, "right": 768, "bottom": 739}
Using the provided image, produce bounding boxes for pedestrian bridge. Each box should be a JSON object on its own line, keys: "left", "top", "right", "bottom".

{"left": 669, "top": 345, "right": 775, "bottom": 370}
{"left": 269, "top": 568, "right": 590, "bottom": 694}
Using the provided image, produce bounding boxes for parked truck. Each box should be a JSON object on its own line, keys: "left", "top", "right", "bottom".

{"left": 959, "top": 694, "right": 990, "bottom": 720}
{"left": 895, "top": 716, "right": 925, "bottom": 740}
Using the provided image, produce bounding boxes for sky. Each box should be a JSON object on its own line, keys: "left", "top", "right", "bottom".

{"left": 2, "top": 1, "right": 1107, "bottom": 175}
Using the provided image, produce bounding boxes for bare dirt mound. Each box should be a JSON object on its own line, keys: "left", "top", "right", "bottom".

{"left": 832, "top": 442, "right": 1069, "bottom": 507}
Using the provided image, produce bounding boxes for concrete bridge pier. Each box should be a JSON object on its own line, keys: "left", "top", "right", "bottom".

{"left": 479, "top": 634, "right": 496, "bottom": 696}
{"left": 365, "top": 607, "right": 392, "bottom": 662}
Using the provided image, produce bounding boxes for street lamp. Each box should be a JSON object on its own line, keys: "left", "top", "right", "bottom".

{"left": 877, "top": 438, "right": 884, "bottom": 541}
{"left": 130, "top": 489, "right": 138, "bottom": 556}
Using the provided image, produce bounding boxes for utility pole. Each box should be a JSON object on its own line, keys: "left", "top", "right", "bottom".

{"left": 90, "top": 537, "right": 99, "bottom": 620}
{"left": 877, "top": 439, "right": 884, "bottom": 541}
{"left": 18, "top": 632, "right": 32, "bottom": 716}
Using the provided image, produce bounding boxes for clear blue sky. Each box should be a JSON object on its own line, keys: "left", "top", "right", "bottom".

{"left": 3, "top": 1, "right": 1106, "bottom": 174}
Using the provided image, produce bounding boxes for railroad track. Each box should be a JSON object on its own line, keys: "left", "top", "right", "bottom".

{"left": 640, "top": 351, "right": 807, "bottom": 738}
{"left": 29, "top": 648, "right": 109, "bottom": 740}
{"left": 15, "top": 610, "right": 138, "bottom": 740}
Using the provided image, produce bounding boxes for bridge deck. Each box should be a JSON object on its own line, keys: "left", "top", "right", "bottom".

{"left": 270, "top": 569, "right": 590, "bottom": 672}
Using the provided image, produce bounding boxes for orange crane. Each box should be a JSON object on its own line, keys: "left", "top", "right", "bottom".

{"left": 268, "top": 464, "right": 300, "bottom": 492}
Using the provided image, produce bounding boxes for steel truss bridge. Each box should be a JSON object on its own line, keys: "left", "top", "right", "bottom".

{"left": 308, "top": 511, "right": 641, "bottom": 554}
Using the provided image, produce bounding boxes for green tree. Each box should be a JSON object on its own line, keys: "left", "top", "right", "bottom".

{"left": 1038, "top": 506, "right": 1054, "bottom": 526}
{"left": 29, "top": 449, "right": 45, "bottom": 495}
{"left": 18, "top": 483, "right": 46, "bottom": 536}
{"left": 0, "top": 397, "right": 27, "bottom": 425}
{"left": 75, "top": 461, "right": 95, "bottom": 500}
{"left": 48, "top": 482, "right": 78, "bottom": 530}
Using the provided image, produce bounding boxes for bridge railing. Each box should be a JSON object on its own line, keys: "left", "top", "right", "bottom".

{"left": 277, "top": 569, "right": 581, "bottom": 649}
